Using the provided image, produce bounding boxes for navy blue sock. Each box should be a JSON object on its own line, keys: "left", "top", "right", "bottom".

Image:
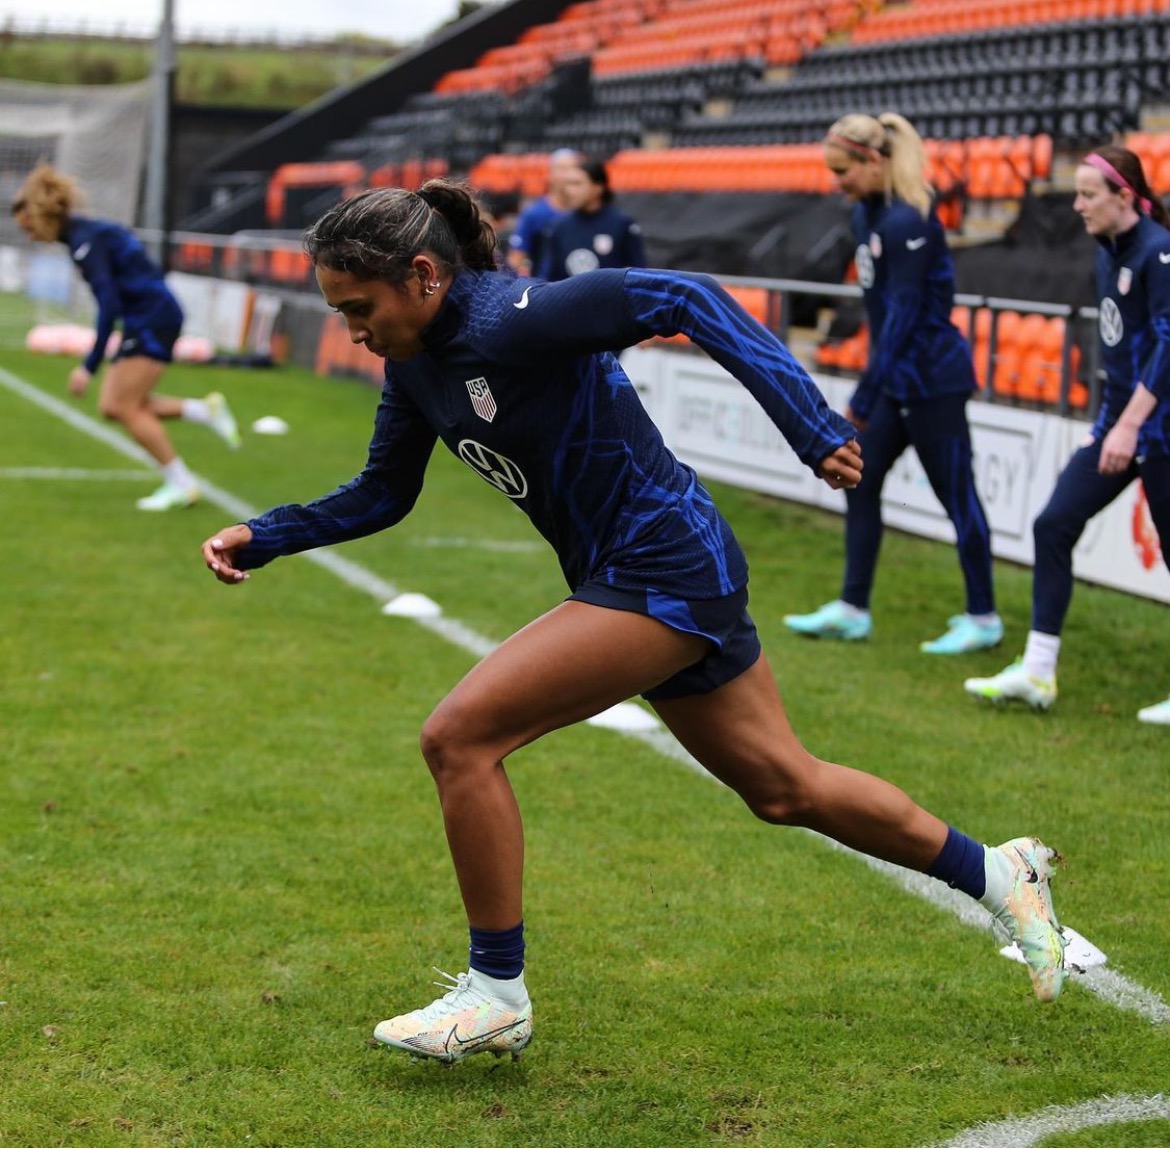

{"left": 926, "top": 826, "right": 986, "bottom": 899}
{"left": 469, "top": 922, "right": 525, "bottom": 979}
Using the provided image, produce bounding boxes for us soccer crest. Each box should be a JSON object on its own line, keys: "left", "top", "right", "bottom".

{"left": 465, "top": 376, "right": 498, "bottom": 423}
{"left": 1118, "top": 266, "right": 1133, "bottom": 295}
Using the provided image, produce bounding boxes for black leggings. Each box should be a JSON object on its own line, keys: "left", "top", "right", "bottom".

{"left": 1032, "top": 440, "right": 1170, "bottom": 635}
{"left": 842, "top": 391, "right": 996, "bottom": 616}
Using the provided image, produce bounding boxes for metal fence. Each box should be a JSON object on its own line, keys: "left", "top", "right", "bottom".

{"left": 156, "top": 228, "right": 1102, "bottom": 419}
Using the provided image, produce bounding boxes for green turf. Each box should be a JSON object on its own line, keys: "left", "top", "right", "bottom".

{"left": 1, "top": 329, "right": 1167, "bottom": 1147}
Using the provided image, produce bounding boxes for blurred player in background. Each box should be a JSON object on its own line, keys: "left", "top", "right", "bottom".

{"left": 538, "top": 156, "right": 646, "bottom": 281}
{"left": 201, "top": 180, "right": 1067, "bottom": 1064}
{"left": 504, "top": 147, "right": 583, "bottom": 277}
{"left": 966, "top": 144, "right": 1170, "bottom": 724}
{"left": 785, "top": 113, "right": 1003, "bottom": 655}
{"left": 11, "top": 162, "right": 241, "bottom": 511}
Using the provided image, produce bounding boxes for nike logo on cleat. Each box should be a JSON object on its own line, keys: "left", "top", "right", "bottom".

{"left": 444, "top": 1019, "right": 526, "bottom": 1055}
{"left": 513, "top": 287, "right": 532, "bottom": 309}
{"left": 1014, "top": 848, "right": 1040, "bottom": 883}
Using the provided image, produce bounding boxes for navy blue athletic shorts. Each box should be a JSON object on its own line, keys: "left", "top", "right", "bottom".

{"left": 569, "top": 582, "right": 762, "bottom": 700}
{"left": 113, "top": 297, "right": 183, "bottom": 364}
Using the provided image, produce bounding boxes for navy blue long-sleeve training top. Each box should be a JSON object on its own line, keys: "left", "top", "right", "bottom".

{"left": 1091, "top": 212, "right": 1170, "bottom": 458}
{"left": 849, "top": 195, "right": 977, "bottom": 420}
{"left": 240, "top": 267, "right": 854, "bottom": 600}
{"left": 538, "top": 204, "right": 646, "bottom": 281}
{"left": 62, "top": 216, "right": 183, "bottom": 374}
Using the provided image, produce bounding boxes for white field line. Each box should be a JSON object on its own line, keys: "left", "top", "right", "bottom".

{"left": 933, "top": 1091, "right": 1170, "bottom": 1148}
{"left": 410, "top": 535, "right": 544, "bottom": 553}
{"left": 4, "top": 363, "right": 1168, "bottom": 1035}
{"left": 0, "top": 466, "right": 154, "bottom": 481}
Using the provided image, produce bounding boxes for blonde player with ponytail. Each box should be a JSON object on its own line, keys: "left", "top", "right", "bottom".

{"left": 786, "top": 113, "right": 1003, "bottom": 656}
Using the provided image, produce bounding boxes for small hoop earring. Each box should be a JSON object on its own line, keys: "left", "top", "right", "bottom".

{"left": 423, "top": 281, "right": 440, "bottom": 297}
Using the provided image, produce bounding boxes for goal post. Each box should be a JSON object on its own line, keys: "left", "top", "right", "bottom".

{"left": 0, "top": 77, "right": 153, "bottom": 339}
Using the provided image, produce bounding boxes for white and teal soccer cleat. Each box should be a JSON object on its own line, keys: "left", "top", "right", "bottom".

{"left": 373, "top": 969, "right": 532, "bottom": 1064}
{"left": 920, "top": 613, "right": 1004, "bottom": 655}
{"left": 964, "top": 659, "right": 1056, "bottom": 710}
{"left": 983, "top": 837, "right": 1067, "bottom": 1002}
{"left": 783, "top": 599, "right": 872, "bottom": 641}
{"left": 1137, "top": 696, "right": 1170, "bottom": 725}
{"left": 205, "top": 391, "right": 242, "bottom": 450}
{"left": 135, "top": 480, "right": 199, "bottom": 512}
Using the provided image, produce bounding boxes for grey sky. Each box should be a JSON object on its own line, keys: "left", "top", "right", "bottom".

{"left": 0, "top": 0, "right": 464, "bottom": 44}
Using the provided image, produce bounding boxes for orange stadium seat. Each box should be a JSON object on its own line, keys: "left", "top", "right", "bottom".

{"left": 1013, "top": 313, "right": 1054, "bottom": 401}
{"left": 265, "top": 161, "right": 364, "bottom": 227}
{"left": 989, "top": 311, "right": 1023, "bottom": 398}
{"left": 724, "top": 284, "right": 772, "bottom": 325}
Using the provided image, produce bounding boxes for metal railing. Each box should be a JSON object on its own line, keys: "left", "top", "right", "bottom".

{"left": 156, "top": 230, "right": 1102, "bottom": 419}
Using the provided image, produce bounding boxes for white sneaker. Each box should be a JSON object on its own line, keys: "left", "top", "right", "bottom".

{"left": 1137, "top": 696, "right": 1170, "bottom": 725}
{"left": 964, "top": 659, "right": 1056, "bottom": 710}
{"left": 135, "top": 481, "right": 199, "bottom": 511}
{"left": 205, "top": 391, "right": 241, "bottom": 449}
{"left": 983, "top": 837, "right": 1067, "bottom": 1002}
{"left": 373, "top": 969, "right": 532, "bottom": 1063}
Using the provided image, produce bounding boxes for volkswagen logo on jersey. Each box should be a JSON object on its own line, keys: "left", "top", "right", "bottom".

{"left": 1099, "top": 297, "right": 1124, "bottom": 347}
{"left": 565, "top": 248, "right": 601, "bottom": 276}
{"left": 457, "top": 439, "right": 528, "bottom": 499}
{"left": 855, "top": 243, "right": 875, "bottom": 289}
{"left": 465, "top": 377, "right": 498, "bottom": 423}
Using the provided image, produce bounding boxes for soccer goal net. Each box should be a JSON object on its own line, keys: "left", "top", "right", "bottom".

{"left": 0, "top": 77, "right": 152, "bottom": 346}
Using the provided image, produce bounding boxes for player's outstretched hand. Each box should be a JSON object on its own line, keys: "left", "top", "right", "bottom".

{"left": 818, "top": 439, "right": 863, "bottom": 490}
{"left": 202, "top": 524, "right": 254, "bottom": 584}
{"left": 67, "top": 365, "right": 91, "bottom": 397}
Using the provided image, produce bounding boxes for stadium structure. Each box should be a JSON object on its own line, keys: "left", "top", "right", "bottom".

{"left": 152, "top": 0, "right": 1168, "bottom": 406}
{"left": 3, "top": 0, "right": 1169, "bottom": 604}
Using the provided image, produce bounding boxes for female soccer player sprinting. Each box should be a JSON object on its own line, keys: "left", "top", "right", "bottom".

{"left": 11, "top": 162, "right": 241, "bottom": 510}
{"left": 201, "top": 181, "right": 1067, "bottom": 1063}
{"left": 966, "top": 144, "right": 1170, "bottom": 724}
{"left": 784, "top": 113, "right": 1003, "bottom": 655}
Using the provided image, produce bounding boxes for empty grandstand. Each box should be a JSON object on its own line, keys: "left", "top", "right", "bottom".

{"left": 158, "top": 0, "right": 1170, "bottom": 413}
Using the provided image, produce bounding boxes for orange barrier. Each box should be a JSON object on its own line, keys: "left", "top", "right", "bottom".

{"left": 601, "top": 137, "right": 1048, "bottom": 201}
{"left": 607, "top": 144, "right": 835, "bottom": 193}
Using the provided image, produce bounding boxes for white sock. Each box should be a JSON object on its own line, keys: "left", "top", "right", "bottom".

{"left": 970, "top": 612, "right": 1000, "bottom": 627}
{"left": 162, "top": 457, "right": 196, "bottom": 489}
{"left": 469, "top": 967, "right": 529, "bottom": 1008}
{"left": 181, "top": 398, "right": 211, "bottom": 425}
{"left": 1022, "top": 630, "right": 1060, "bottom": 681}
{"left": 978, "top": 843, "right": 1013, "bottom": 911}
{"left": 838, "top": 600, "right": 870, "bottom": 619}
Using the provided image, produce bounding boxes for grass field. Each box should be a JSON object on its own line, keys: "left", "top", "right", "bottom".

{"left": 1, "top": 319, "right": 1169, "bottom": 1147}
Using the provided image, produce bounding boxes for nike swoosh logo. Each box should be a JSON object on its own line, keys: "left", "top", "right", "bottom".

{"left": 513, "top": 287, "right": 532, "bottom": 309}
{"left": 73, "top": 242, "right": 91, "bottom": 260}
{"left": 1014, "top": 847, "right": 1040, "bottom": 883}
{"left": 444, "top": 1019, "right": 526, "bottom": 1054}
{"left": 1159, "top": 252, "right": 1170, "bottom": 264}
{"left": 906, "top": 237, "right": 927, "bottom": 250}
